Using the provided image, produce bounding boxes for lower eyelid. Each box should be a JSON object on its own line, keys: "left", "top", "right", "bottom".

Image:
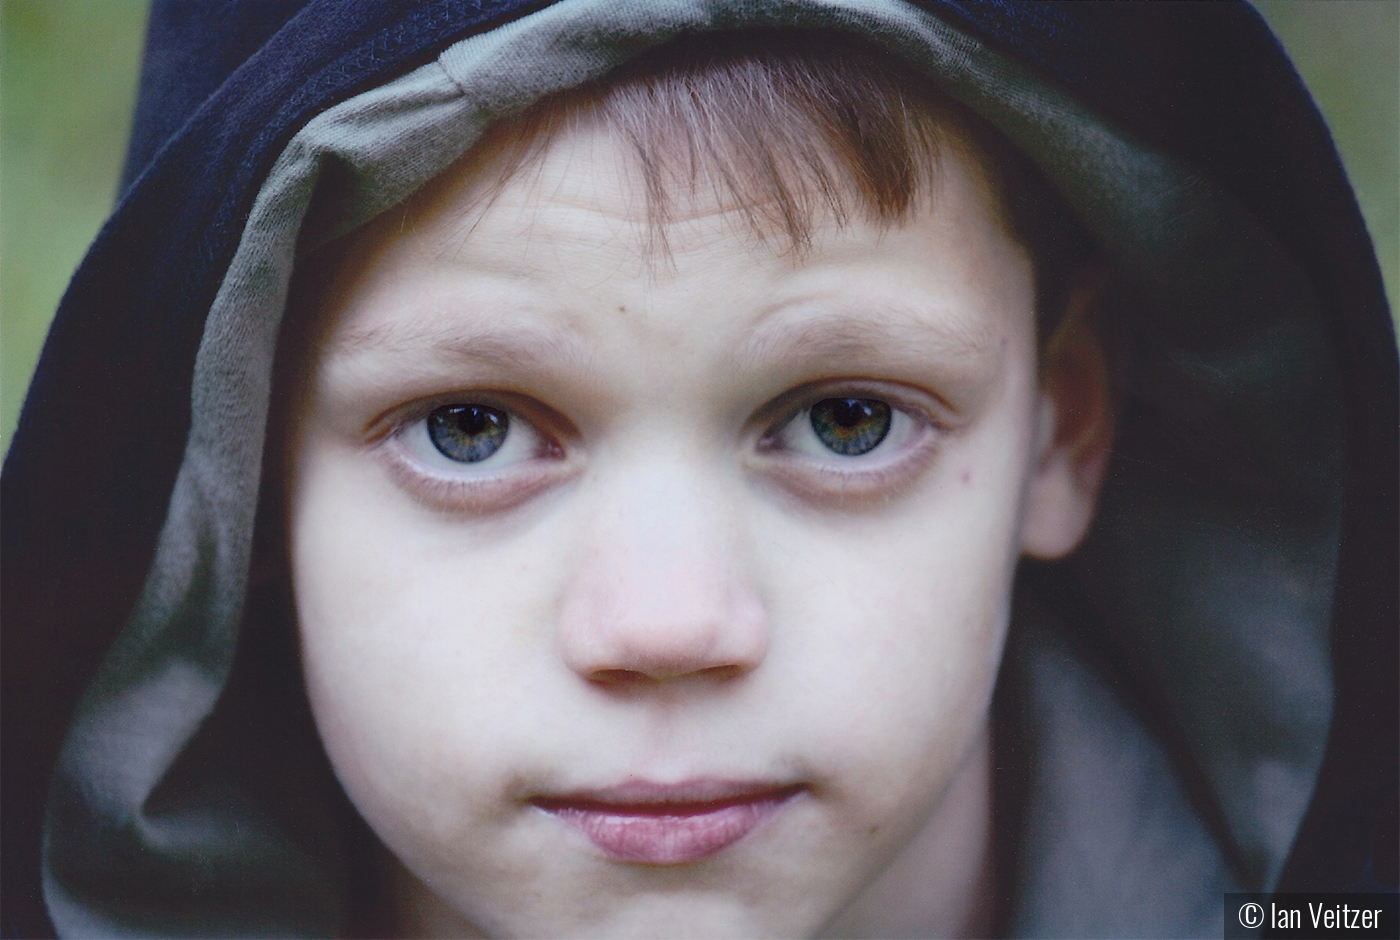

{"left": 381, "top": 452, "right": 564, "bottom": 514}
{"left": 755, "top": 410, "right": 942, "bottom": 501}
{"left": 378, "top": 389, "right": 935, "bottom": 509}
{"left": 375, "top": 413, "right": 567, "bottom": 511}
{"left": 381, "top": 427, "right": 580, "bottom": 512}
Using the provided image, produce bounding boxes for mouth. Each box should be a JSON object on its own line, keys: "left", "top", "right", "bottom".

{"left": 530, "top": 780, "right": 806, "bottom": 865}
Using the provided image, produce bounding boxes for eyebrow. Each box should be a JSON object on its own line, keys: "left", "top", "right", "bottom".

{"left": 321, "top": 298, "right": 1004, "bottom": 397}
{"left": 326, "top": 315, "right": 588, "bottom": 374}
{"left": 733, "top": 303, "right": 1001, "bottom": 373}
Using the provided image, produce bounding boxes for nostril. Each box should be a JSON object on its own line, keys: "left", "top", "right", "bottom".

{"left": 695, "top": 664, "right": 747, "bottom": 682}
{"left": 587, "top": 663, "right": 752, "bottom": 685}
{"left": 589, "top": 668, "right": 653, "bottom": 686}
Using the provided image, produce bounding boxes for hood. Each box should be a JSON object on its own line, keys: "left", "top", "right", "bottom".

{"left": 3, "top": 1, "right": 1394, "bottom": 937}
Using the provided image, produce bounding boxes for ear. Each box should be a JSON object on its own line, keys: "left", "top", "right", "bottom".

{"left": 1020, "top": 285, "right": 1116, "bottom": 560}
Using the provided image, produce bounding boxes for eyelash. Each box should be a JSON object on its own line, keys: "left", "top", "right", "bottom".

{"left": 753, "top": 385, "right": 942, "bottom": 499}
{"left": 377, "top": 395, "right": 572, "bottom": 513}
{"left": 378, "top": 384, "right": 943, "bottom": 512}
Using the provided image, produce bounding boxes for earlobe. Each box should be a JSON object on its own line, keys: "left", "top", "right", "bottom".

{"left": 1020, "top": 287, "right": 1116, "bottom": 561}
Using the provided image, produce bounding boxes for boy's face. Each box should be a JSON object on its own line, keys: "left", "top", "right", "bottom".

{"left": 287, "top": 113, "right": 1098, "bottom": 937}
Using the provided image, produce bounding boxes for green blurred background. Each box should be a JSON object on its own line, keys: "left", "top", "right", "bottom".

{"left": 2, "top": 0, "right": 1397, "bottom": 454}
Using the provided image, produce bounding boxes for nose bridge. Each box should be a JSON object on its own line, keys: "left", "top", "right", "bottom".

{"left": 556, "top": 458, "right": 767, "bottom": 684}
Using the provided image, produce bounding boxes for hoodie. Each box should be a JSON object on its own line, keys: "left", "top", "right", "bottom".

{"left": 3, "top": 1, "right": 1395, "bottom": 936}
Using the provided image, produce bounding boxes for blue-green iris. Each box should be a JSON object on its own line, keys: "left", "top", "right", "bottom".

{"left": 427, "top": 404, "right": 509, "bottom": 463}
{"left": 810, "top": 398, "right": 891, "bottom": 456}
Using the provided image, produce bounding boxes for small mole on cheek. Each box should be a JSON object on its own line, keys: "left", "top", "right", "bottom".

{"left": 618, "top": 305, "right": 626, "bottom": 313}
{"left": 869, "top": 825, "right": 879, "bottom": 835}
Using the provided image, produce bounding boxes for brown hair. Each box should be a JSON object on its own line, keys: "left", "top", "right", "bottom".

{"left": 489, "top": 29, "right": 1098, "bottom": 335}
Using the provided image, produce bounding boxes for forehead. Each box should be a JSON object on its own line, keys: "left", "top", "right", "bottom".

{"left": 290, "top": 118, "right": 1038, "bottom": 441}
{"left": 312, "top": 114, "right": 1029, "bottom": 360}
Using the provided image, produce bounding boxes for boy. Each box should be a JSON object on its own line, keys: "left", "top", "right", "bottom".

{"left": 4, "top": 2, "right": 1394, "bottom": 938}
{"left": 283, "top": 34, "right": 1109, "bottom": 937}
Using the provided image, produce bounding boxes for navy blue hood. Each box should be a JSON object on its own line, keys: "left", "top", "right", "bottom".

{"left": 3, "top": 2, "right": 1394, "bottom": 936}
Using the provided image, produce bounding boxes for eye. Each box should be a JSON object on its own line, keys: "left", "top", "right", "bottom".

{"left": 808, "top": 398, "right": 891, "bottom": 456}
{"left": 428, "top": 404, "right": 510, "bottom": 463}
{"left": 380, "top": 396, "right": 575, "bottom": 512}
{"left": 399, "top": 401, "right": 548, "bottom": 476}
{"left": 755, "top": 387, "right": 939, "bottom": 502}
{"left": 773, "top": 393, "right": 920, "bottom": 462}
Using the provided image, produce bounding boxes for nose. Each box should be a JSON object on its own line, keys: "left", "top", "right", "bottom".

{"left": 555, "top": 466, "right": 768, "bottom": 686}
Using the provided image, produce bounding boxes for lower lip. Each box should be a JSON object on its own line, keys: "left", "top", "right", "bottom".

{"left": 534, "top": 787, "right": 801, "bottom": 865}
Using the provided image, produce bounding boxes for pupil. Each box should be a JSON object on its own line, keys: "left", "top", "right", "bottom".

{"left": 810, "top": 398, "right": 891, "bottom": 456}
{"left": 427, "top": 404, "right": 509, "bottom": 463}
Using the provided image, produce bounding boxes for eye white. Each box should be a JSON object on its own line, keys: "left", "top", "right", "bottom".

{"left": 401, "top": 406, "right": 543, "bottom": 475}
{"left": 777, "top": 400, "right": 918, "bottom": 460}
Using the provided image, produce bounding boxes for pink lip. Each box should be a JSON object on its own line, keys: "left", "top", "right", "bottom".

{"left": 532, "top": 780, "right": 804, "bottom": 865}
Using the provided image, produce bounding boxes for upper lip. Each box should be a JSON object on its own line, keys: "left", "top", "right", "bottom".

{"left": 530, "top": 778, "right": 806, "bottom": 811}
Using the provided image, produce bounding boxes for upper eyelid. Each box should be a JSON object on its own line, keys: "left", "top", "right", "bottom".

{"left": 758, "top": 381, "right": 941, "bottom": 435}
{"left": 368, "top": 379, "right": 940, "bottom": 446}
{"left": 371, "top": 390, "right": 565, "bottom": 444}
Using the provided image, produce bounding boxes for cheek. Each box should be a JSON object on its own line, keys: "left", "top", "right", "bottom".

{"left": 756, "top": 389, "right": 1037, "bottom": 805}
{"left": 289, "top": 441, "right": 568, "bottom": 864}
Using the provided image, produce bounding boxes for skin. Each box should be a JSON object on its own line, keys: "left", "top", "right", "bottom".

{"left": 285, "top": 110, "right": 1112, "bottom": 938}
